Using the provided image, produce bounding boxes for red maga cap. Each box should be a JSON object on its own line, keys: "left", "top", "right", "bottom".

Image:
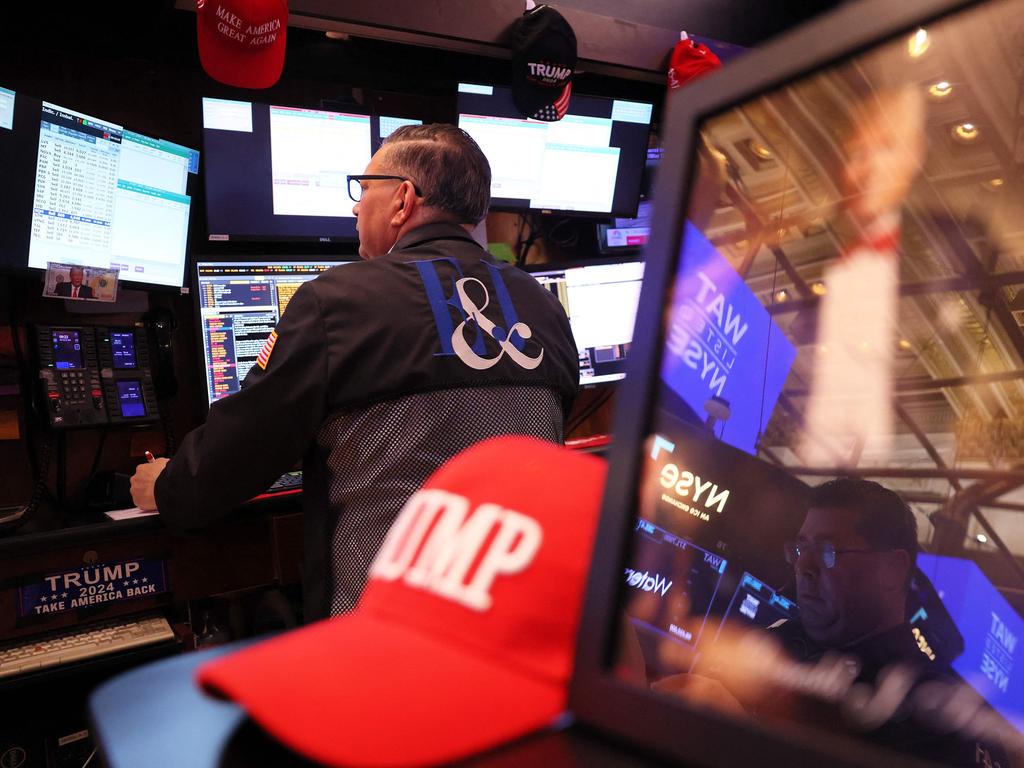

{"left": 667, "top": 37, "right": 722, "bottom": 90}
{"left": 196, "top": 0, "right": 288, "bottom": 89}
{"left": 197, "top": 436, "right": 607, "bottom": 767}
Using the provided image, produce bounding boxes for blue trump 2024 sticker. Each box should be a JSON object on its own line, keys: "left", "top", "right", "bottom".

{"left": 18, "top": 558, "right": 168, "bottom": 618}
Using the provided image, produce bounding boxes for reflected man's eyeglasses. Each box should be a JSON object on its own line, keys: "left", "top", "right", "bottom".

{"left": 347, "top": 175, "right": 424, "bottom": 203}
{"left": 783, "top": 541, "right": 880, "bottom": 570}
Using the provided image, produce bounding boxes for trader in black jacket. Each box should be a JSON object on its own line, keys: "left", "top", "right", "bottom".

{"left": 131, "top": 124, "right": 579, "bottom": 620}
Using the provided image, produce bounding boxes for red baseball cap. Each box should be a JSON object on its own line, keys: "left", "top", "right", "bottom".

{"left": 667, "top": 37, "right": 722, "bottom": 89}
{"left": 196, "top": 0, "right": 288, "bottom": 90}
{"left": 197, "top": 436, "right": 607, "bottom": 767}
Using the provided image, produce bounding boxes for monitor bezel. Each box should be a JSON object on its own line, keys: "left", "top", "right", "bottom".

{"left": 567, "top": 0, "right": 986, "bottom": 765}
{"left": 191, "top": 256, "right": 356, "bottom": 415}
{"left": 456, "top": 82, "right": 654, "bottom": 220}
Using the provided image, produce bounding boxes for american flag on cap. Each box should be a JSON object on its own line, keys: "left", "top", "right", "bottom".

{"left": 532, "top": 82, "right": 572, "bottom": 121}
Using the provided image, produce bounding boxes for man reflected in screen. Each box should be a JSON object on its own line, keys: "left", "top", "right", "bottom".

{"left": 654, "top": 479, "right": 1016, "bottom": 765}
{"left": 777, "top": 478, "right": 918, "bottom": 665}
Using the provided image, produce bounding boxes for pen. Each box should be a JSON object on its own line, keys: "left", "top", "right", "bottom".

{"left": 144, "top": 451, "right": 156, "bottom": 463}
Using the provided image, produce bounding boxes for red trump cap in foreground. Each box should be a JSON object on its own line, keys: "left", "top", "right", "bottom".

{"left": 198, "top": 435, "right": 607, "bottom": 767}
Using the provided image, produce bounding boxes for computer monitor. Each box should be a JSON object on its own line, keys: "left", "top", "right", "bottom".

{"left": 573, "top": 0, "right": 1024, "bottom": 765}
{"left": 597, "top": 148, "right": 660, "bottom": 254}
{"left": 202, "top": 97, "right": 421, "bottom": 243}
{"left": 456, "top": 83, "right": 653, "bottom": 217}
{"left": 529, "top": 258, "right": 643, "bottom": 386}
{"left": 194, "top": 260, "right": 352, "bottom": 406}
{"left": 1, "top": 89, "right": 198, "bottom": 288}
{"left": 597, "top": 199, "right": 654, "bottom": 254}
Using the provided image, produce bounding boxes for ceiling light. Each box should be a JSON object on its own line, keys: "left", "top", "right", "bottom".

{"left": 983, "top": 177, "right": 1005, "bottom": 191}
{"left": 977, "top": 533, "right": 988, "bottom": 544}
{"left": 952, "top": 122, "right": 979, "bottom": 142}
{"left": 908, "top": 28, "right": 930, "bottom": 57}
{"left": 774, "top": 289, "right": 789, "bottom": 303}
{"left": 811, "top": 281, "right": 826, "bottom": 296}
{"left": 928, "top": 81, "right": 953, "bottom": 98}
{"left": 751, "top": 142, "right": 773, "bottom": 160}
{"left": 898, "top": 338, "right": 913, "bottom": 351}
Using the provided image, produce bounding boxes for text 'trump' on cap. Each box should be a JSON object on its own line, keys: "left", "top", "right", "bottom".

{"left": 511, "top": 5, "right": 577, "bottom": 122}
{"left": 197, "top": 435, "right": 607, "bottom": 767}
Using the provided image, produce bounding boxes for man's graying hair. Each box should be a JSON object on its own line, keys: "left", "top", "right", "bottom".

{"left": 381, "top": 124, "right": 491, "bottom": 225}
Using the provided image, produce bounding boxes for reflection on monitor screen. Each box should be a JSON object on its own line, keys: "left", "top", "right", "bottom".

{"left": 605, "top": 0, "right": 1024, "bottom": 762}
{"left": 195, "top": 261, "right": 352, "bottom": 405}
{"left": 456, "top": 83, "right": 652, "bottom": 217}
{"left": 918, "top": 554, "right": 1024, "bottom": 731}
{"left": 530, "top": 259, "right": 643, "bottom": 386}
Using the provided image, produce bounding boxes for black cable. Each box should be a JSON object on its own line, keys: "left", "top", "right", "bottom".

{"left": 87, "top": 426, "right": 109, "bottom": 480}
{"left": 56, "top": 430, "right": 66, "bottom": 510}
{"left": 517, "top": 213, "right": 542, "bottom": 267}
{"left": 1, "top": 435, "right": 52, "bottom": 533}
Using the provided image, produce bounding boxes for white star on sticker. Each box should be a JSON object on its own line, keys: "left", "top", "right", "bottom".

{"left": 62, "top": 592, "right": 68, "bottom": 598}
{"left": 40, "top": 596, "right": 47, "bottom": 602}
{"left": 123, "top": 580, "right": 130, "bottom": 586}
{"left": 133, "top": 579, "right": 139, "bottom": 584}
{"left": 142, "top": 577, "right": 148, "bottom": 583}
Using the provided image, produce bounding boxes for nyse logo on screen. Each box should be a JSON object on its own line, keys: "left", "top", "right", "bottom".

{"left": 658, "top": 464, "right": 730, "bottom": 523}
{"left": 650, "top": 434, "right": 731, "bottom": 523}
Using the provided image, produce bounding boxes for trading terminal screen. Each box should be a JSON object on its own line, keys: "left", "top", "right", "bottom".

{"left": 52, "top": 330, "right": 83, "bottom": 370}
{"left": 110, "top": 331, "right": 137, "bottom": 369}
{"left": 456, "top": 83, "right": 653, "bottom": 217}
{"left": 27, "top": 101, "right": 198, "bottom": 287}
{"left": 0, "top": 87, "right": 199, "bottom": 287}
{"left": 195, "top": 261, "right": 351, "bottom": 405}
{"left": 202, "top": 97, "right": 420, "bottom": 242}
{"left": 626, "top": 517, "right": 728, "bottom": 649}
{"left": 530, "top": 259, "right": 643, "bottom": 386}
{"left": 116, "top": 379, "right": 146, "bottom": 418}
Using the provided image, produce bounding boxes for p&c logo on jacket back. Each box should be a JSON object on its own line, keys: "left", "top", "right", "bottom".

{"left": 414, "top": 257, "right": 545, "bottom": 371}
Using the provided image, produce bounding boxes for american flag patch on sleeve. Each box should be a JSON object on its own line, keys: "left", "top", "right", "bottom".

{"left": 256, "top": 330, "right": 278, "bottom": 370}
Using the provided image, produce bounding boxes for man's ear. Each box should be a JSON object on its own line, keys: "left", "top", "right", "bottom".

{"left": 389, "top": 181, "right": 416, "bottom": 227}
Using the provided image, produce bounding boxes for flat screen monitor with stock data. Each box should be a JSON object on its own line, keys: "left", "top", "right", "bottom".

{"left": 0, "top": 86, "right": 199, "bottom": 288}
{"left": 194, "top": 260, "right": 352, "bottom": 406}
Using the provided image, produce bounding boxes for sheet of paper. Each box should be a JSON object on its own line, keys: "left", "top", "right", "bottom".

{"left": 104, "top": 507, "right": 159, "bottom": 521}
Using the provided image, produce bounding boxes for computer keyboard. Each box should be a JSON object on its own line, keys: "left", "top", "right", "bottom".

{"left": 265, "top": 470, "right": 303, "bottom": 493}
{"left": 0, "top": 614, "right": 175, "bottom": 679}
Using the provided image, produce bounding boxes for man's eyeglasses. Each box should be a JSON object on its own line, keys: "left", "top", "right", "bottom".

{"left": 783, "top": 541, "right": 880, "bottom": 569}
{"left": 347, "top": 175, "right": 423, "bottom": 203}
